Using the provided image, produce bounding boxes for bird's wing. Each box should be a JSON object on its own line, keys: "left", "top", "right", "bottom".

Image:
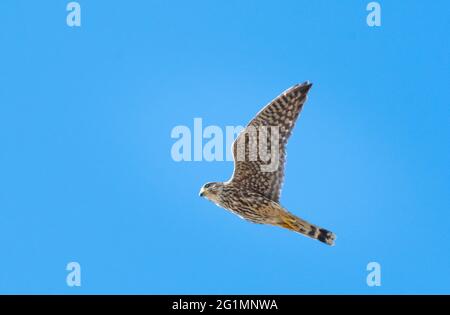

{"left": 229, "top": 82, "right": 312, "bottom": 202}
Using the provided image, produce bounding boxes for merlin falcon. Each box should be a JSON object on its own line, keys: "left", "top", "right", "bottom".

{"left": 199, "top": 82, "right": 336, "bottom": 246}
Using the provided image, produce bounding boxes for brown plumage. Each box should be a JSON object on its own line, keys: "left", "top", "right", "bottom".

{"left": 199, "top": 82, "right": 336, "bottom": 246}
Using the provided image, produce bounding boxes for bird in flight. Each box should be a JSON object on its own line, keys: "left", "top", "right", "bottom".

{"left": 199, "top": 82, "right": 336, "bottom": 246}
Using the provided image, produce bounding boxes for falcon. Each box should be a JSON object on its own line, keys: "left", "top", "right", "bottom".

{"left": 199, "top": 82, "right": 336, "bottom": 246}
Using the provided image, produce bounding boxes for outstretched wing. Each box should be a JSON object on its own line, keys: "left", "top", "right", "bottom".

{"left": 229, "top": 82, "right": 312, "bottom": 202}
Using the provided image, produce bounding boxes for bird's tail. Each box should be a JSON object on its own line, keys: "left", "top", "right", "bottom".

{"left": 276, "top": 211, "right": 336, "bottom": 246}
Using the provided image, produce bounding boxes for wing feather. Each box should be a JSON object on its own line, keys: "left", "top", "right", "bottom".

{"left": 229, "top": 82, "right": 312, "bottom": 202}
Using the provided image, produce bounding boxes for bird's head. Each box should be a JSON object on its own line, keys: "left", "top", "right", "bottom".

{"left": 199, "top": 182, "right": 224, "bottom": 202}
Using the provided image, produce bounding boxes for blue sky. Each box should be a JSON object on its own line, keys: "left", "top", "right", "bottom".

{"left": 0, "top": 1, "right": 449, "bottom": 294}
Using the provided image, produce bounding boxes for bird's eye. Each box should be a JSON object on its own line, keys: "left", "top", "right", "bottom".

{"left": 205, "top": 183, "right": 213, "bottom": 188}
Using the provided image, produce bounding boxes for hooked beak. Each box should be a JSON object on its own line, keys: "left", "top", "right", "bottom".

{"left": 199, "top": 187, "right": 206, "bottom": 197}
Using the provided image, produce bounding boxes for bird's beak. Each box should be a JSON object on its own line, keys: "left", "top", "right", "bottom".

{"left": 199, "top": 187, "right": 206, "bottom": 197}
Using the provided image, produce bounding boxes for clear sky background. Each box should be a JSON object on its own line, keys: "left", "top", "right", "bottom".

{"left": 0, "top": 1, "right": 448, "bottom": 294}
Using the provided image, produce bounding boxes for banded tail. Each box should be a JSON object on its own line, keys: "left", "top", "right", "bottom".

{"left": 276, "top": 211, "right": 336, "bottom": 246}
